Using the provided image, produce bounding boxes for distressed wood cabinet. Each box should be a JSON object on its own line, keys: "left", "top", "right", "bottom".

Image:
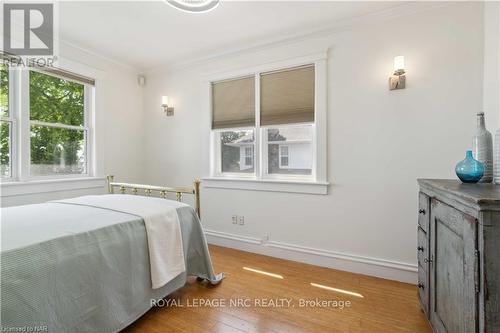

{"left": 418, "top": 179, "right": 500, "bottom": 333}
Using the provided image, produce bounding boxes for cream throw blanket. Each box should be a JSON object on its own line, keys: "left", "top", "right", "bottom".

{"left": 52, "top": 194, "right": 186, "bottom": 289}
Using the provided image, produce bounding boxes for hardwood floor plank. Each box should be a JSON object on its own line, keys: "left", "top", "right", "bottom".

{"left": 122, "top": 245, "right": 431, "bottom": 333}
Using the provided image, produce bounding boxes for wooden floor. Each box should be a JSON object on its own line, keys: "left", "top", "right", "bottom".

{"left": 123, "top": 245, "right": 431, "bottom": 333}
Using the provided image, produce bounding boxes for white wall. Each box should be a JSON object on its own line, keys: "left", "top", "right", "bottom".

{"left": 483, "top": 1, "right": 500, "bottom": 133}
{"left": 0, "top": 43, "right": 144, "bottom": 207}
{"left": 143, "top": 2, "right": 484, "bottom": 282}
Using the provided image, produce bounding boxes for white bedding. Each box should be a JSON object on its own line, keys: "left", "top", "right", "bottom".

{"left": 53, "top": 194, "right": 186, "bottom": 289}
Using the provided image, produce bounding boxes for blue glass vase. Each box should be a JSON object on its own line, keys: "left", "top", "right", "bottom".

{"left": 455, "top": 150, "right": 484, "bottom": 183}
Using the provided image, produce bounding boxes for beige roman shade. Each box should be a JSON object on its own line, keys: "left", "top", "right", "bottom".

{"left": 212, "top": 76, "right": 255, "bottom": 129}
{"left": 260, "top": 65, "right": 315, "bottom": 126}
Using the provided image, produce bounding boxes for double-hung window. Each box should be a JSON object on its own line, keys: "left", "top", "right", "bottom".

{"left": 1, "top": 64, "right": 13, "bottom": 178}
{"left": 209, "top": 55, "right": 327, "bottom": 193}
{"left": 0, "top": 62, "right": 95, "bottom": 181}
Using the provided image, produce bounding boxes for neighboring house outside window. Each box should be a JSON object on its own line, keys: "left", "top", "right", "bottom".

{"left": 244, "top": 147, "right": 253, "bottom": 168}
{"left": 279, "top": 146, "right": 289, "bottom": 168}
{"left": 224, "top": 135, "right": 254, "bottom": 171}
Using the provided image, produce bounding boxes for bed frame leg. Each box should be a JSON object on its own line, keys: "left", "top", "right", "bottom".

{"left": 106, "top": 175, "right": 114, "bottom": 194}
{"left": 194, "top": 180, "right": 201, "bottom": 218}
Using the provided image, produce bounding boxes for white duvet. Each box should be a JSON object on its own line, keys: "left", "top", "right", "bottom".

{"left": 53, "top": 194, "right": 186, "bottom": 289}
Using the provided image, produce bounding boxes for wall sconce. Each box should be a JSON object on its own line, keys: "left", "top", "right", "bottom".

{"left": 389, "top": 56, "right": 406, "bottom": 90}
{"left": 161, "top": 96, "right": 174, "bottom": 116}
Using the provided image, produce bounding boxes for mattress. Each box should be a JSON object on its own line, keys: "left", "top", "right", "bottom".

{"left": 0, "top": 198, "right": 221, "bottom": 333}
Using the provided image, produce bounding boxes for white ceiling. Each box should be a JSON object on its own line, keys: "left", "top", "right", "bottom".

{"left": 60, "top": 1, "right": 405, "bottom": 70}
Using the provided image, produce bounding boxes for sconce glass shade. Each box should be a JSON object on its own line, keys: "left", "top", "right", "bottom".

{"left": 393, "top": 56, "right": 405, "bottom": 74}
{"left": 390, "top": 56, "right": 406, "bottom": 90}
{"left": 161, "top": 96, "right": 175, "bottom": 116}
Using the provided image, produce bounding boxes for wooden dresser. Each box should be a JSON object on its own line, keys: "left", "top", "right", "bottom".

{"left": 418, "top": 179, "right": 500, "bottom": 333}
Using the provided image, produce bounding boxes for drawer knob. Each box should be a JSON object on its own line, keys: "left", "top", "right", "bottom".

{"left": 417, "top": 246, "right": 424, "bottom": 252}
{"left": 418, "top": 283, "right": 425, "bottom": 289}
{"left": 419, "top": 209, "right": 426, "bottom": 215}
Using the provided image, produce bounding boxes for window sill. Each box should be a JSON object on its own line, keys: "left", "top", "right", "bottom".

{"left": 202, "top": 177, "right": 329, "bottom": 195}
{"left": 0, "top": 177, "right": 106, "bottom": 197}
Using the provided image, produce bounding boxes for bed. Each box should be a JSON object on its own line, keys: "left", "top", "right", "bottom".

{"left": 0, "top": 176, "right": 223, "bottom": 333}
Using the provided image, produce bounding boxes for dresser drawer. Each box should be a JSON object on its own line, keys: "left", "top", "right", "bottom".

{"left": 418, "top": 192, "right": 430, "bottom": 233}
{"left": 418, "top": 265, "right": 429, "bottom": 316}
{"left": 417, "top": 226, "right": 429, "bottom": 272}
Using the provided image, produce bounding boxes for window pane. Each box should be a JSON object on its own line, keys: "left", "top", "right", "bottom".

{"left": 30, "top": 125, "right": 86, "bottom": 176}
{"left": 0, "top": 121, "right": 11, "bottom": 177}
{"left": 267, "top": 126, "right": 313, "bottom": 175}
{"left": 30, "top": 71, "right": 85, "bottom": 126}
{"left": 220, "top": 130, "right": 254, "bottom": 173}
{"left": 1, "top": 64, "right": 8, "bottom": 118}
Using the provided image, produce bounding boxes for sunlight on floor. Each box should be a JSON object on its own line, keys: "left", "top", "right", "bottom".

{"left": 243, "top": 267, "right": 284, "bottom": 279}
{"left": 310, "top": 282, "right": 364, "bottom": 298}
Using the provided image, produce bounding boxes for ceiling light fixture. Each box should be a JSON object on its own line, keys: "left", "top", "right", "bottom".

{"left": 165, "top": 0, "right": 220, "bottom": 13}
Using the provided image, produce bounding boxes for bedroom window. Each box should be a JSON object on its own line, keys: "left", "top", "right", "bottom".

{"left": 261, "top": 65, "right": 315, "bottom": 178}
{"left": 0, "top": 62, "right": 95, "bottom": 182}
{"left": 210, "top": 66, "right": 315, "bottom": 180}
{"left": 208, "top": 55, "right": 327, "bottom": 194}
{"left": 1, "top": 64, "right": 12, "bottom": 178}
{"left": 29, "top": 71, "right": 88, "bottom": 176}
{"left": 212, "top": 75, "right": 256, "bottom": 177}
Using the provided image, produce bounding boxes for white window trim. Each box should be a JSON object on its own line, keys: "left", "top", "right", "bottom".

{"left": 202, "top": 52, "right": 329, "bottom": 195}
{"left": 0, "top": 65, "right": 17, "bottom": 180}
{"left": 0, "top": 176, "right": 105, "bottom": 197}
{"left": 0, "top": 57, "right": 103, "bottom": 197}
{"left": 202, "top": 177, "right": 329, "bottom": 195}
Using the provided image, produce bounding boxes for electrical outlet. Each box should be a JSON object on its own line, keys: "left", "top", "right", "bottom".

{"left": 238, "top": 216, "right": 245, "bottom": 225}
{"left": 231, "top": 215, "right": 238, "bottom": 224}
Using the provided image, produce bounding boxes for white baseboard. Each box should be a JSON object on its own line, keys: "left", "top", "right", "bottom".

{"left": 204, "top": 229, "right": 417, "bottom": 284}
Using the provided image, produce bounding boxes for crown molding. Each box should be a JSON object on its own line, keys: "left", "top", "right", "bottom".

{"left": 59, "top": 39, "right": 142, "bottom": 74}
{"left": 145, "top": 1, "right": 453, "bottom": 75}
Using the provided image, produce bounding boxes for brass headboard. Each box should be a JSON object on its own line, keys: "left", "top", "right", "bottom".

{"left": 106, "top": 175, "right": 201, "bottom": 218}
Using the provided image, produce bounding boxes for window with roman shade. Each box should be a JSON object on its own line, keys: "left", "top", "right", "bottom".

{"left": 211, "top": 76, "right": 255, "bottom": 129}
{"left": 260, "top": 65, "right": 315, "bottom": 126}
{"left": 209, "top": 59, "right": 326, "bottom": 190}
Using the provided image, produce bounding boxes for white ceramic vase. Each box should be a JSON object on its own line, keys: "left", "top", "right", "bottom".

{"left": 473, "top": 112, "right": 493, "bottom": 183}
{"left": 494, "top": 128, "right": 500, "bottom": 184}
